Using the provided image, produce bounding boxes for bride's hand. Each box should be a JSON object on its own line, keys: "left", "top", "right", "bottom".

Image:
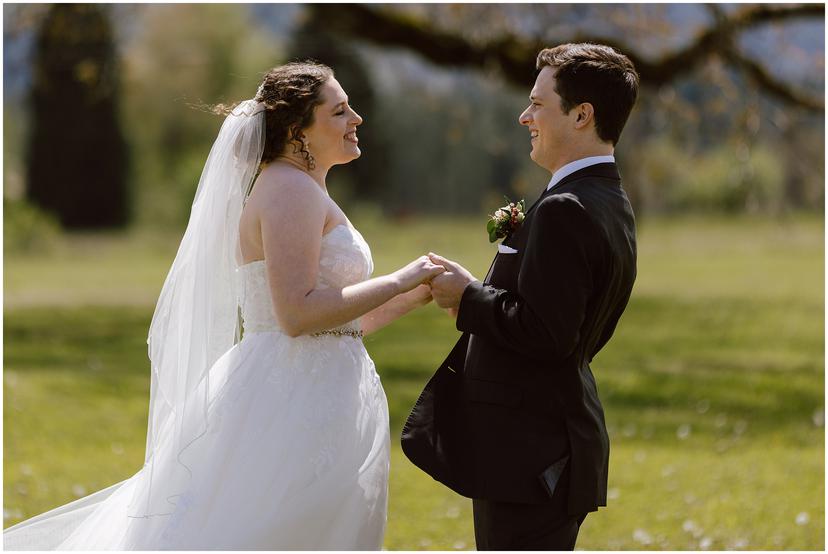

{"left": 400, "top": 283, "right": 433, "bottom": 309}
{"left": 392, "top": 256, "right": 446, "bottom": 293}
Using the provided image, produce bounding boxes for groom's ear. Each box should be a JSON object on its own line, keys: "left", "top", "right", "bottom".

{"left": 573, "top": 103, "right": 594, "bottom": 129}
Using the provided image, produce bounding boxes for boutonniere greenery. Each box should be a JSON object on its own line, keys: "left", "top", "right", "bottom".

{"left": 486, "top": 196, "right": 525, "bottom": 243}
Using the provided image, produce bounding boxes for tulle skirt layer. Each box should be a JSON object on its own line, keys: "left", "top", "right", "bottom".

{"left": 4, "top": 332, "right": 390, "bottom": 550}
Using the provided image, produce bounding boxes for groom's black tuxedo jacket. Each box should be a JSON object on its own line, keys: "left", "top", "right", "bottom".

{"left": 402, "top": 163, "right": 636, "bottom": 515}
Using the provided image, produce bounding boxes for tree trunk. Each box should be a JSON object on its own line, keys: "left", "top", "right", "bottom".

{"left": 27, "top": 4, "right": 129, "bottom": 229}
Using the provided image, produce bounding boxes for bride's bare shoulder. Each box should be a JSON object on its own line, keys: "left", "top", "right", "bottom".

{"left": 252, "top": 165, "right": 324, "bottom": 209}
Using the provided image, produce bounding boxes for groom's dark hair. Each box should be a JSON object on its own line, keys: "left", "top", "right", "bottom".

{"left": 537, "top": 43, "right": 639, "bottom": 146}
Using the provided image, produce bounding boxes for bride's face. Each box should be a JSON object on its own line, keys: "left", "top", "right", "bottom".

{"left": 301, "top": 78, "right": 363, "bottom": 167}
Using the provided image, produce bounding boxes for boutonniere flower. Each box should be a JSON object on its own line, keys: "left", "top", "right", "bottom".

{"left": 486, "top": 197, "right": 525, "bottom": 243}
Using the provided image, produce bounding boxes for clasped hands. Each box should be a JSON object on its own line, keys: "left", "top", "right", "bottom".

{"left": 426, "top": 253, "right": 477, "bottom": 318}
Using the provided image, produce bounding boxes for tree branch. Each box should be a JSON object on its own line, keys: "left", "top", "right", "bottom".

{"left": 723, "top": 46, "right": 825, "bottom": 112}
{"left": 309, "top": 3, "right": 823, "bottom": 112}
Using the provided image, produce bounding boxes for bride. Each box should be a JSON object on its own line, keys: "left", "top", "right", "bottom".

{"left": 4, "top": 61, "right": 445, "bottom": 550}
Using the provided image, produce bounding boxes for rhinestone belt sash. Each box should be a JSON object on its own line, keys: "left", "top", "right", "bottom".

{"left": 311, "top": 328, "right": 364, "bottom": 339}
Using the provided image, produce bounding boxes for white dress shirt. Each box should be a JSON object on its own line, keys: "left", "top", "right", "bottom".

{"left": 546, "top": 155, "right": 616, "bottom": 191}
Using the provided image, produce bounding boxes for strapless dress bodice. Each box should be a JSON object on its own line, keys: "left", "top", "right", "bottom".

{"left": 237, "top": 224, "right": 374, "bottom": 335}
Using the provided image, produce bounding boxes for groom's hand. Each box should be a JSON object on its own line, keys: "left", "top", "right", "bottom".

{"left": 427, "top": 253, "right": 477, "bottom": 310}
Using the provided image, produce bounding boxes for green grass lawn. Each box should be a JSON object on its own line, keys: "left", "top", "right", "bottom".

{"left": 4, "top": 214, "right": 824, "bottom": 549}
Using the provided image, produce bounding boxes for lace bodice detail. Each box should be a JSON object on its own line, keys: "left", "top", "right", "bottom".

{"left": 238, "top": 224, "right": 374, "bottom": 334}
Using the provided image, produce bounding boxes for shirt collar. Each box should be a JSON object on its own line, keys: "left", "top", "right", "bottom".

{"left": 546, "top": 155, "right": 616, "bottom": 191}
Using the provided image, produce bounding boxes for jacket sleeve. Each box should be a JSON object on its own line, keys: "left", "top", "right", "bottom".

{"left": 456, "top": 194, "right": 597, "bottom": 362}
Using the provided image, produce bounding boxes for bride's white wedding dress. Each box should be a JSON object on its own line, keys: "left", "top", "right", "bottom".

{"left": 4, "top": 223, "right": 390, "bottom": 550}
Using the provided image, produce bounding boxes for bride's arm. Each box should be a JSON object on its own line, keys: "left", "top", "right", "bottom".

{"left": 260, "top": 177, "right": 443, "bottom": 337}
{"left": 360, "top": 284, "right": 433, "bottom": 336}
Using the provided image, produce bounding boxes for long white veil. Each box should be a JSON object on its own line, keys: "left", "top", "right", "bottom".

{"left": 127, "top": 98, "right": 265, "bottom": 518}
{"left": 2, "top": 100, "right": 266, "bottom": 549}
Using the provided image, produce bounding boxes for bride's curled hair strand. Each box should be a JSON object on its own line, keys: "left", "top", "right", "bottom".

{"left": 202, "top": 60, "right": 334, "bottom": 169}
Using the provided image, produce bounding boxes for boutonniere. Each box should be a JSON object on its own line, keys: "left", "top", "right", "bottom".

{"left": 486, "top": 196, "right": 525, "bottom": 243}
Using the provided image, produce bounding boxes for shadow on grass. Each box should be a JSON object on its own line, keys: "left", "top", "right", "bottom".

{"left": 5, "top": 291, "right": 823, "bottom": 447}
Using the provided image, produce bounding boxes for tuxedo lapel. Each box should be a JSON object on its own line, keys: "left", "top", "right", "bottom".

{"left": 523, "top": 187, "right": 554, "bottom": 219}
{"left": 484, "top": 163, "right": 620, "bottom": 284}
{"left": 524, "top": 163, "right": 620, "bottom": 218}
{"left": 482, "top": 256, "right": 498, "bottom": 284}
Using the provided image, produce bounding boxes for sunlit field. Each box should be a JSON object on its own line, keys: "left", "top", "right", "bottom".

{"left": 4, "top": 214, "right": 824, "bottom": 549}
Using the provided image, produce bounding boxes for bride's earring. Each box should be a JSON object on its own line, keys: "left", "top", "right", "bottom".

{"left": 301, "top": 138, "right": 316, "bottom": 171}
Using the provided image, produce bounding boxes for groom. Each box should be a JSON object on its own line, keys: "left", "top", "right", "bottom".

{"left": 402, "top": 43, "right": 639, "bottom": 550}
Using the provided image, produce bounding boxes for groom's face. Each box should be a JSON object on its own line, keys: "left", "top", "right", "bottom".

{"left": 519, "top": 67, "right": 574, "bottom": 172}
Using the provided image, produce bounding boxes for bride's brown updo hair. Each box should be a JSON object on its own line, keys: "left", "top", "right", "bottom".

{"left": 255, "top": 61, "right": 333, "bottom": 166}
{"left": 212, "top": 61, "right": 333, "bottom": 167}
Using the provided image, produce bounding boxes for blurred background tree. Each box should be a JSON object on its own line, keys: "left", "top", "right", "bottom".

{"left": 26, "top": 4, "right": 128, "bottom": 229}
{"left": 118, "top": 3, "right": 277, "bottom": 228}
